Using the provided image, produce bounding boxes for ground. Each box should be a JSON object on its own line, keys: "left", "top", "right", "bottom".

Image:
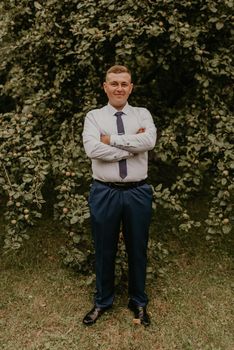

{"left": 0, "top": 218, "right": 233, "bottom": 350}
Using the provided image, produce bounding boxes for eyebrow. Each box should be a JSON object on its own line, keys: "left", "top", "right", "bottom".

{"left": 108, "top": 81, "right": 130, "bottom": 84}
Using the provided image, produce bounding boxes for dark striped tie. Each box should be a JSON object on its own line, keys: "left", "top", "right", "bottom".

{"left": 115, "top": 111, "right": 127, "bottom": 179}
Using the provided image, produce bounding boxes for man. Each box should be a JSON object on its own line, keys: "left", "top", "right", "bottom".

{"left": 82, "top": 65, "right": 157, "bottom": 326}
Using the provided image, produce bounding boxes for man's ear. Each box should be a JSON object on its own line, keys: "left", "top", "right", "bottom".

{"left": 103, "top": 82, "right": 107, "bottom": 93}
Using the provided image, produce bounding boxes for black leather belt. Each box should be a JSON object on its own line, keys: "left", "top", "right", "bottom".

{"left": 94, "top": 179, "right": 147, "bottom": 189}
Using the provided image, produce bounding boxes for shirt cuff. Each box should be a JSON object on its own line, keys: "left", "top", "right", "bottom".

{"left": 110, "top": 135, "right": 131, "bottom": 148}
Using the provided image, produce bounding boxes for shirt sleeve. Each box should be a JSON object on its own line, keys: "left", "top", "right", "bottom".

{"left": 82, "top": 111, "right": 134, "bottom": 162}
{"left": 109, "top": 109, "right": 157, "bottom": 153}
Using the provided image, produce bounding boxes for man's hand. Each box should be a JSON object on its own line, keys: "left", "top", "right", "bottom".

{"left": 136, "top": 128, "right": 145, "bottom": 134}
{"left": 100, "top": 134, "right": 110, "bottom": 144}
{"left": 101, "top": 128, "right": 145, "bottom": 144}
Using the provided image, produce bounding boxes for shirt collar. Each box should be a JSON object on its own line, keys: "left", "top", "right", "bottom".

{"left": 107, "top": 102, "right": 130, "bottom": 115}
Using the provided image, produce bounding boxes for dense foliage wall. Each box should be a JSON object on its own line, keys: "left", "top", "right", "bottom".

{"left": 0, "top": 0, "right": 233, "bottom": 269}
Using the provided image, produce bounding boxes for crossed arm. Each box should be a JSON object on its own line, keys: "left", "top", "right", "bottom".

{"left": 101, "top": 127, "right": 146, "bottom": 145}
{"left": 82, "top": 113, "right": 156, "bottom": 162}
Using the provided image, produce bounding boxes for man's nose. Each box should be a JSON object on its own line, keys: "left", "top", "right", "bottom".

{"left": 116, "top": 84, "right": 123, "bottom": 90}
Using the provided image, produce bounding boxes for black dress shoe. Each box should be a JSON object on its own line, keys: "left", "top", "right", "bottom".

{"left": 128, "top": 300, "right": 150, "bottom": 326}
{"left": 83, "top": 305, "right": 111, "bottom": 325}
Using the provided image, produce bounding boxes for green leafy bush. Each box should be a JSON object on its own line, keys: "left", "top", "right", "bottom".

{"left": 0, "top": 0, "right": 233, "bottom": 272}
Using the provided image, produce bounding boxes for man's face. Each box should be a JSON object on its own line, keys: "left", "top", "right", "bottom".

{"left": 103, "top": 72, "right": 133, "bottom": 110}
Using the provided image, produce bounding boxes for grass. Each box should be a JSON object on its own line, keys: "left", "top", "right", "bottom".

{"left": 0, "top": 217, "right": 233, "bottom": 350}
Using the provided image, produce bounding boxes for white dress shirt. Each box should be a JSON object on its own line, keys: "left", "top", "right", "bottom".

{"left": 82, "top": 102, "right": 157, "bottom": 182}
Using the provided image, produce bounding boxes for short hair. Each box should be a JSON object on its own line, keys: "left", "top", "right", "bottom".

{"left": 105, "top": 65, "right": 131, "bottom": 80}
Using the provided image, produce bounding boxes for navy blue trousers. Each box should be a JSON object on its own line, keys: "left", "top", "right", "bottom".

{"left": 88, "top": 180, "right": 153, "bottom": 308}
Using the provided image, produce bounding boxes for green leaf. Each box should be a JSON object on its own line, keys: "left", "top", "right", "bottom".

{"left": 86, "top": 275, "right": 95, "bottom": 286}
{"left": 222, "top": 224, "right": 232, "bottom": 234}
{"left": 203, "top": 80, "right": 209, "bottom": 87}
{"left": 34, "top": 1, "right": 42, "bottom": 10}
{"left": 73, "top": 235, "right": 81, "bottom": 244}
{"left": 216, "top": 22, "right": 224, "bottom": 30}
{"left": 70, "top": 216, "right": 80, "bottom": 225}
{"left": 22, "top": 175, "right": 33, "bottom": 183}
{"left": 155, "top": 184, "right": 162, "bottom": 191}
